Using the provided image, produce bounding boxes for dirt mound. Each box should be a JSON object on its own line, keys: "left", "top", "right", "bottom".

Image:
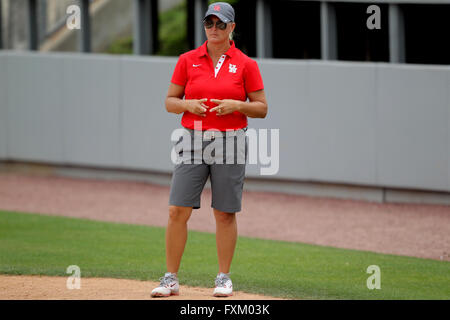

{"left": 0, "top": 275, "right": 285, "bottom": 300}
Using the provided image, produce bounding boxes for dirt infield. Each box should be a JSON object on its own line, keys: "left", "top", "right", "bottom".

{"left": 0, "top": 172, "right": 449, "bottom": 261}
{"left": 0, "top": 172, "right": 449, "bottom": 299}
{"left": 0, "top": 275, "right": 283, "bottom": 300}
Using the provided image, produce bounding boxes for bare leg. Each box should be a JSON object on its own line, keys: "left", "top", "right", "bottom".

{"left": 166, "top": 205, "right": 193, "bottom": 274}
{"left": 213, "top": 209, "right": 237, "bottom": 274}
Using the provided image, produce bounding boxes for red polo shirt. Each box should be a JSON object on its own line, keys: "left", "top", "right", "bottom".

{"left": 170, "top": 40, "right": 264, "bottom": 131}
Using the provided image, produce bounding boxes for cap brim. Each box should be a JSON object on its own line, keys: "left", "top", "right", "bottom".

{"left": 203, "top": 12, "right": 231, "bottom": 23}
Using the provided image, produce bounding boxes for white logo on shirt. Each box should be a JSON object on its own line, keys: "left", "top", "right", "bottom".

{"left": 193, "top": 64, "right": 201, "bottom": 67}
{"left": 229, "top": 64, "right": 237, "bottom": 73}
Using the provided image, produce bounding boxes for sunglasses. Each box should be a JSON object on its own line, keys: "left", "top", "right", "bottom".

{"left": 203, "top": 19, "right": 228, "bottom": 30}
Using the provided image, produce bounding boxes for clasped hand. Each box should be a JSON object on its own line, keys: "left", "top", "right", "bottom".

{"left": 186, "top": 98, "right": 240, "bottom": 117}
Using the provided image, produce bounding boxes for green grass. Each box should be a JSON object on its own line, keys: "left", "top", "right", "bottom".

{"left": 0, "top": 210, "right": 449, "bottom": 299}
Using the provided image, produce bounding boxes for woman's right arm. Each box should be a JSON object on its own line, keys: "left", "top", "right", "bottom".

{"left": 165, "top": 83, "right": 208, "bottom": 117}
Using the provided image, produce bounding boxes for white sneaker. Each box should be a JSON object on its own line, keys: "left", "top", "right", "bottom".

{"left": 213, "top": 272, "right": 233, "bottom": 297}
{"left": 151, "top": 272, "right": 179, "bottom": 297}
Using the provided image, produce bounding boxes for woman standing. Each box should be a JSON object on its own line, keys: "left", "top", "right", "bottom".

{"left": 151, "top": 2, "right": 268, "bottom": 297}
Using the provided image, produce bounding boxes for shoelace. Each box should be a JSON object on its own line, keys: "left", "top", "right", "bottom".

{"left": 159, "top": 275, "right": 176, "bottom": 287}
{"left": 215, "top": 275, "right": 230, "bottom": 287}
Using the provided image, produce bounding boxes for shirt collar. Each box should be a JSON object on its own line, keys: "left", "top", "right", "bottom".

{"left": 198, "top": 40, "right": 236, "bottom": 58}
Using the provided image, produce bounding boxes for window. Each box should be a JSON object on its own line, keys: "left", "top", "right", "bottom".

{"left": 272, "top": 0, "right": 321, "bottom": 59}
{"left": 403, "top": 4, "right": 450, "bottom": 65}
{"left": 335, "top": 2, "right": 389, "bottom": 62}
{"left": 232, "top": 0, "right": 257, "bottom": 57}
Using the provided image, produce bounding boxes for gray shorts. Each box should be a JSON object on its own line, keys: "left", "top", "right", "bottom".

{"left": 169, "top": 127, "right": 248, "bottom": 213}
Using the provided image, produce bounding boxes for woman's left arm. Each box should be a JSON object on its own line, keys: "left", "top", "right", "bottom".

{"left": 210, "top": 89, "right": 268, "bottom": 119}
